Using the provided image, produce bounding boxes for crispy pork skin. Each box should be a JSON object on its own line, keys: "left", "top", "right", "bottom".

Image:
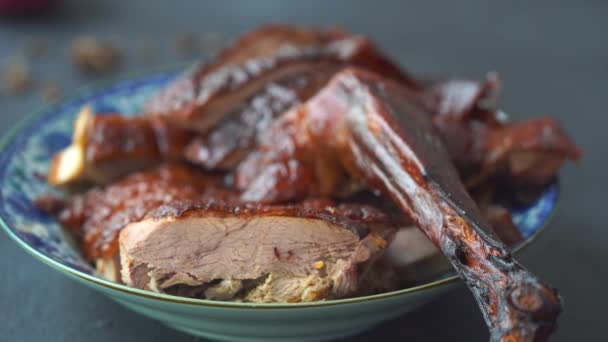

{"left": 183, "top": 67, "right": 337, "bottom": 170}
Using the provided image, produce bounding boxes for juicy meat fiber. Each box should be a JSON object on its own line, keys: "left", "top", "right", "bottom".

{"left": 120, "top": 199, "right": 398, "bottom": 302}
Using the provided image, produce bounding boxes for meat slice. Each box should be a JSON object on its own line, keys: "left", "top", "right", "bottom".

{"left": 55, "top": 163, "right": 225, "bottom": 261}
{"left": 236, "top": 68, "right": 566, "bottom": 341}
{"left": 46, "top": 163, "right": 400, "bottom": 301}
{"left": 47, "top": 106, "right": 193, "bottom": 186}
{"left": 144, "top": 24, "right": 417, "bottom": 134}
{"left": 119, "top": 199, "right": 398, "bottom": 302}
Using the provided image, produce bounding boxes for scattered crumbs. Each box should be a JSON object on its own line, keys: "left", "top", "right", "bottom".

{"left": 176, "top": 33, "right": 199, "bottom": 57}
{"left": 70, "top": 36, "right": 122, "bottom": 75}
{"left": 0, "top": 58, "right": 33, "bottom": 96}
{"left": 314, "top": 260, "right": 325, "bottom": 270}
{"left": 40, "top": 80, "right": 62, "bottom": 103}
{"left": 24, "top": 37, "right": 48, "bottom": 59}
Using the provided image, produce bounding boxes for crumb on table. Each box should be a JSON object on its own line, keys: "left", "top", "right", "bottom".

{"left": 0, "top": 59, "right": 33, "bottom": 96}
{"left": 40, "top": 80, "right": 62, "bottom": 103}
{"left": 70, "top": 36, "right": 122, "bottom": 75}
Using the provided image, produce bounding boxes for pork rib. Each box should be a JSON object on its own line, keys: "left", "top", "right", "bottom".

{"left": 237, "top": 68, "right": 562, "bottom": 341}
{"left": 49, "top": 25, "right": 417, "bottom": 185}
{"left": 47, "top": 107, "right": 193, "bottom": 186}
{"left": 144, "top": 24, "right": 417, "bottom": 133}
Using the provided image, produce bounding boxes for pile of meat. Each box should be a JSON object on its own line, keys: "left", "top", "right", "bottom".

{"left": 37, "top": 25, "right": 580, "bottom": 341}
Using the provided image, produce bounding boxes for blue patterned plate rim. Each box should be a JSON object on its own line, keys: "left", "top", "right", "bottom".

{"left": 0, "top": 67, "right": 560, "bottom": 308}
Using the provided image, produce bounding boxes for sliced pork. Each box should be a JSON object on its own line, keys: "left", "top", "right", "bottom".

{"left": 120, "top": 199, "right": 398, "bottom": 302}
{"left": 54, "top": 163, "right": 225, "bottom": 261}
{"left": 47, "top": 164, "right": 400, "bottom": 301}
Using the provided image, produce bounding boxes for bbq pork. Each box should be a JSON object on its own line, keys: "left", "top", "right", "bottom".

{"left": 144, "top": 24, "right": 417, "bottom": 133}
{"left": 38, "top": 24, "right": 584, "bottom": 342}
{"left": 48, "top": 25, "right": 417, "bottom": 186}
{"left": 49, "top": 164, "right": 400, "bottom": 302}
{"left": 120, "top": 199, "right": 398, "bottom": 302}
{"left": 47, "top": 106, "right": 193, "bottom": 186}
{"left": 236, "top": 68, "right": 564, "bottom": 341}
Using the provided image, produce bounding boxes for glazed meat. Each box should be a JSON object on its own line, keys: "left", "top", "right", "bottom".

{"left": 49, "top": 164, "right": 400, "bottom": 301}
{"left": 183, "top": 66, "right": 338, "bottom": 170}
{"left": 50, "top": 25, "right": 417, "bottom": 184}
{"left": 144, "top": 24, "right": 417, "bottom": 134}
{"left": 425, "top": 75, "right": 581, "bottom": 188}
{"left": 236, "top": 68, "right": 563, "bottom": 341}
{"left": 55, "top": 164, "right": 226, "bottom": 261}
{"left": 47, "top": 107, "right": 193, "bottom": 186}
{"left": 120, "top": 199, "right": 398, "bottom": 302}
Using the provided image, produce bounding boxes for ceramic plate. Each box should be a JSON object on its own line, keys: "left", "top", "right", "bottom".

{"left": 0, "top": 70, "right": 559, "bottom": 341}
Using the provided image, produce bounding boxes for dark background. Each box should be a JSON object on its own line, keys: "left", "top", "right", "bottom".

{"left": 0, "top": 1, "right": 604, "bottom": 341}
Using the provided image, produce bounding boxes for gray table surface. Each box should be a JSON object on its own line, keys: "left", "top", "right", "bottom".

{"left": 0, "top": 1, "right": 605, "bottom": 341}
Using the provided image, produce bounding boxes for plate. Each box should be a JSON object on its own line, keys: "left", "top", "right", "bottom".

{"left": 0, "top": 71, "right": 558, "bottom": 342}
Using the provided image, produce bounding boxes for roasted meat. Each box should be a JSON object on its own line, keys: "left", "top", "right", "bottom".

{"left": 120, "top": 199, "right": 398, "bottom": 302}
{"left": 37, "top": 24, "right": 584, "bottom": 341}
{"left": 425, "top": 75, "right": 582, "bottom": 188}
{"left": 55, "top": 163, "right": 225, "bottom": 261}
{"left": 144, "top": 24, "right": 417, "bottom": 133}
{"left": 236, "top": 68, "right": 563, "bottom": 341}
{"left": 47, "top": 106, "right": 193, "bottom": 186}
{"left": 50, "top": 25, "right": 417, "bottom": 184}
{"left": 49, "top": 164, "right": 400, "bottom": 301}
{"left": 183, "top": 66, "right": 338, "bottom": 170}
